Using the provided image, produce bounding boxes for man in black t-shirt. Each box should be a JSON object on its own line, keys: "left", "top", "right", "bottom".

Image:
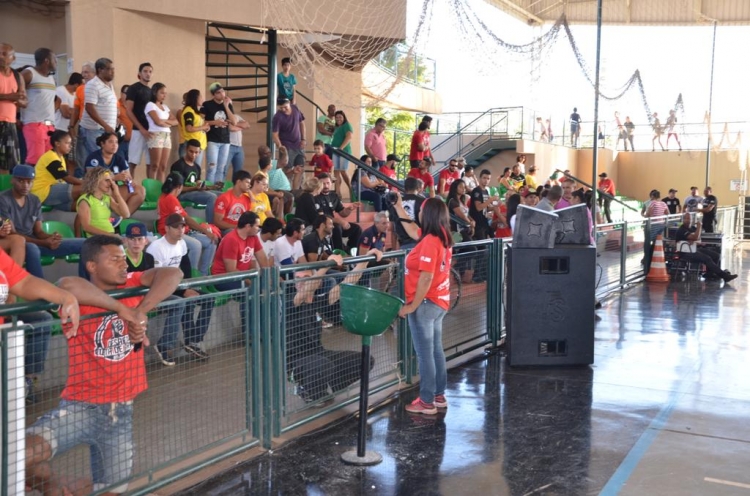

{"left": 469, "top": 169, "right": 499, "bottom": 240}
{"left": 124, "top": 62, "right": 153, "bottom": 173}
{"left": 200, "top": 82, "right": 237, "bottom": 185}
{"left": 698, "top": 187, "right": 717, "bottom": 233}
{"left": 170, "top": 140, "right": 221, "bottom": 222}
{"left": 661, "top": 188, "right": 681, "bottom": 215}
{"left": 675, "top": 213, "right": 736, "bottom": 282}
{"left": 314, "top": 174, "right": 362, "bottom": 253}
{"left": 302, "top": 215, "right": 334, "bottom": 262}
{"left": 570, "top": 107, "right": 582, "bottom": 147}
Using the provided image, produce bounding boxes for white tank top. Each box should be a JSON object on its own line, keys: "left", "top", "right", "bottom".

{"left": 21, "top": 67, "right": 56, "bottom": 124}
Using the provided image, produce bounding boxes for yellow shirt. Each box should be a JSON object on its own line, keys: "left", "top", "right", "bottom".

{"left": 179, "top": 107, "right": 207, "bottom": 149}
{"left": 525, "top": 174, "right": 538, "bottom": 190}
{"left": 32, "top": 150, "right": 67, "bottom": 203}
{"left": 252, "top": 192, "right": 272, "bottom": 224}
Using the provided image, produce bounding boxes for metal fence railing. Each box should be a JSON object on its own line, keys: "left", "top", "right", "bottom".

{"left": 0, "top": 207, "right": 739, "bottom": 493}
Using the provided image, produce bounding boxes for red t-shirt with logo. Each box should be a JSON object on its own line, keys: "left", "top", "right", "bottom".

{"left": 157, "top": 193, "right": 189, "bottom": 235}
{"left": 0, "top": 250, "right": 30, "bottom": 324}
{"left": 214, "top": 190, "right": 253, "bottom": 228}
{"left": 438, "top": 169, "right": 461, "bottom": 195}
{"left": 62, "top": 272, "right": 147, "bottom": 404}
{"left": 310, "top": 153, "right": 333, "bottom": 177}
{"left": 212, "top": 229, "right": 262, "bottom": 275}
{"left": 404, "top": 232, "right": 452, "bottom": 310}
{"left": 379, "top": 165, "right": 396, "bottom": 180}
{"left": 407, "top": 168, "right": 434, "bottom": 189}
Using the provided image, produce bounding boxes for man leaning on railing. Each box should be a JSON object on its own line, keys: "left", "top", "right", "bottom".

{"left": 25, "top": 235, "right": 182, "bottom": 496}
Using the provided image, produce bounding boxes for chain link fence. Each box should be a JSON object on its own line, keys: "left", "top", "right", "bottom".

{"left": 0, "top": 209, "right": 739, "bottom": 494}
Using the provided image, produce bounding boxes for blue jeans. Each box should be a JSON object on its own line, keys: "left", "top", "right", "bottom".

{"left": 28, "top": 399, "right": 134, "bottom": 493}
{"left": 228, "top": 144, "right": 244, "bottom": 175}
{"left": 79, "top": 126, "right": 104, "bottom": 159}
{"left": 407, "top": 299, "right": 448, "bottom": 404}
{"left": 205, "top": 142, "right": 230, "bottom": 183}
{"left": 157, "top": 293, "right": 215, "bottom": 351}
{"left": 360, "top": 189, "right": 387, "bottom": 212}
{"left": 179, "top": 190, "right": 219, "bottom": 224}
{"left": 184, "top": 231, "right": 217, "bottom": 276}
{"left": 22, "top": 311, "right": 53, "bottom": 376}
{"left": 116, "top": 139, "right": 129, "bottom": 163}
{"left": 25, "top": 239, "right": 86, "bottom": 279}
{"left": 215, "top": 281, "right": 252, "bottom": 339}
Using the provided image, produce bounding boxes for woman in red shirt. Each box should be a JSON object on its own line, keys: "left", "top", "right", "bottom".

{"left": 157, "top": 172, "right": 219, "bottom": 275}
{"left": 398, "top": 198, "right": 453, "bottom": 415}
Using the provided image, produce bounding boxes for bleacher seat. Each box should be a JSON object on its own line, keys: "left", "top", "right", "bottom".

{"left": 141, "top": 179, "right": 161, "bottom": 210}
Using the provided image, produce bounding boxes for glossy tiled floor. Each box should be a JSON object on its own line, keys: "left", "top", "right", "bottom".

{"left": 181, "top": 247, "right": 750, "bottom": 496}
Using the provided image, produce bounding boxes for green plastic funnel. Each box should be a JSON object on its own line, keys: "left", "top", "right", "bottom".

{"left": 339, "top": 284, "right": 403, "bottom": 343}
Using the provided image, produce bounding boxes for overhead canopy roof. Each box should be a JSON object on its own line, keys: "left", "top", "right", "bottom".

{"left": 485, "top": 0, "right": 750, "bottom": 26}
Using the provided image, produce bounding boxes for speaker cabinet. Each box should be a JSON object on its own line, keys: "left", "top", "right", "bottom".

{"left": 506, "top": 246, "right": 596, "bottom": 367}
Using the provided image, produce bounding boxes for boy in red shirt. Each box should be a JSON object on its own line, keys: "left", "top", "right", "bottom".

{"left": 213, "top": 169, "right": 254, "bottom": 234}
{"left": 310, "top": 139, "right": 333, "bottom": 177}
{"left": 25, "top": 235, "right": 182, "bottom": 495}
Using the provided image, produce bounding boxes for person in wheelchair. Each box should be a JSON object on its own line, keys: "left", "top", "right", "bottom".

{"left": 675, "top": 212, "right": 737, "bottom": 283}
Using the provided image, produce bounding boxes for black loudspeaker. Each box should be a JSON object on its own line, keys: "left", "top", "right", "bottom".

{"left": 506, "top": 246, "right": 596, "bottom": 367}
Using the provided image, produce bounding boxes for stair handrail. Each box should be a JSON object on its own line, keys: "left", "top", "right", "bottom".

{"left": 430, "top": 106, "right": 522, "bottom": 154}
{"left": 429, "top": 112, "right": 510, "bottom": 182}
{"left": 329, "top": 148, "right": 470, "bottom": 228}
{"left": 209, "top": 25, "right": 326, "bottom": 117}
{"left": 557, "top": 170, "right": 640, "bottom": 212}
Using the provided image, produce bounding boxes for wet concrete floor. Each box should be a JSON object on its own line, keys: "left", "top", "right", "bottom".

{"left": 181, "top": 252, "right": 750, "bottom": 496}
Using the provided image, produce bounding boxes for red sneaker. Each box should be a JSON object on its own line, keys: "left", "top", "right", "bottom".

{"left": 434, "top": 394, "right": 448, "bottom": 409}
{"left": 405, "top": 398, "right": 437, "bottom": 415}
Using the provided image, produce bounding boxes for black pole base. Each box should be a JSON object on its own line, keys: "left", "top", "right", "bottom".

{"left": 341, "top": 449, "right": 383, "bottom": 466}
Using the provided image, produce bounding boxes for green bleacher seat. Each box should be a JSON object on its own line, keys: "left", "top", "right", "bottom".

{"left": 41, "top": 220, "right": 80, "bottom": 263}
{"left": 141, "top": 179, "right": 161, "bottom": 210}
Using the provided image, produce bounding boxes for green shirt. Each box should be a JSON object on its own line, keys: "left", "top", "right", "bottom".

{"left": 315, "top": 114, "right": 334, "bottom": 145}
{"left": 331, "top": 121, "right": 353, "bottom": 154}
{"left": 77, "top": 193, "right": 113, "bottom": 237}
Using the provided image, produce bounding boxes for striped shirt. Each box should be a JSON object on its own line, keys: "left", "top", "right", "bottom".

{"left": 81, "top": 76, "right": 117, "bottom": 130}
{"left": 647, "top": 200, "right": 669, "bottom": 218}
{"left": 21, "top": 67, "right": 56, "bottom": 124}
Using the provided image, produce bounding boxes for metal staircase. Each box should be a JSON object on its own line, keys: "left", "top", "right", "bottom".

{"left": 206, "top": 23, "right": 272, "bottom": 123}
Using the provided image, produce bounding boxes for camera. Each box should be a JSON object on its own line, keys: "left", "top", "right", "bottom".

{"left": 386, "top": 191, "right": 400, "bottom": 205}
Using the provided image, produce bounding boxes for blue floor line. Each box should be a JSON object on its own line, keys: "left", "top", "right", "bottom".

{"left": 598, "top": 389, "right": 684, "bottom": 495}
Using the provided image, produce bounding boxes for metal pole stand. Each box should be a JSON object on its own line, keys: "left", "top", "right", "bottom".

{"left": 341, "top": 337, "right": 382, "bottom": 466}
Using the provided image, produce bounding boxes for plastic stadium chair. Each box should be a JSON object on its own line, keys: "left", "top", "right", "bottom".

{"left": 140, "top": 179, "right": 162, "bottom": 210}
{"left": 41, "top": 220, "right": 80, "bottom": 263}
{"left": 0, "top": 175, "right": 11, "bottom": 191}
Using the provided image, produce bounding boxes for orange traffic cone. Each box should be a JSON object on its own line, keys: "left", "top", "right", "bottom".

{"left": 646, "top": 234, "right": 670, "bottom": 283}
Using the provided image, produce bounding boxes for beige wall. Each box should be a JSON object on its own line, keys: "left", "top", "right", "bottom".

{"left": 0, "top": 4, "right": 67, "bottom": 57}
{"left": 362, "top": 63, "right": 443, "bottom": 114}
{"left": 112, "top": 0, "right": 407, "bottom": 38}
{"left": 615, "top": 150, "right": 744, "bottom": 205}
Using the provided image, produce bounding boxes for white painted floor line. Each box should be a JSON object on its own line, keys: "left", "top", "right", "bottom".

{"left": 704, "top": 477, "right": 750, "bottom": 490}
